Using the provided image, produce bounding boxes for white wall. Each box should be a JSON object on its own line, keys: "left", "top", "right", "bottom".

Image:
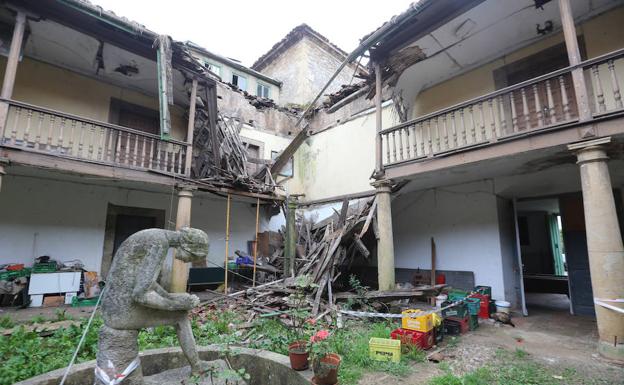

{"left": 392, "top": 180, "right": 509, "bottom": 301}
{"left": 289, "top": 103, "right": 398, "bottom": 201}
{"left": 0, "top": 174, "right": 268, "bottom": 275}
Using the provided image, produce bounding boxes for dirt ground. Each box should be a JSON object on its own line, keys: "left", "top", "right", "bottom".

{"left": 359, "top": 297, "right": 624, "bottom": 385}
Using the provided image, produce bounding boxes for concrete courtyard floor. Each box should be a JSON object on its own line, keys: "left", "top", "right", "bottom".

{"left": 360, "top": 294, "right": 623, "bottom": 385}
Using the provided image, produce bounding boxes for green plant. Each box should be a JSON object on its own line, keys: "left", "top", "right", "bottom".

{"left": 0, "top": 316, "right": 14, "bottom": 329}
{"left": 308, "top": 329, "right": 333, "bottom": 361}
{"left": 287, "top": 274, "right": 317, "bottom": 343}
{"left": 346, "top": 275, "right": 372, "bottom": 311}
{"left": 55, "top": 309, "right": 72, "bottom": 321}
{"left": 30, "top": 315, "right": 46, "bottom": 324}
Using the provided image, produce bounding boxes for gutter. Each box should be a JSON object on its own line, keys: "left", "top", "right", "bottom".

{"left": 56, "top": 0, "right": 157, "bottom": 38}
{"left": 187, "top": 45, "right": 282, "bottom": 87}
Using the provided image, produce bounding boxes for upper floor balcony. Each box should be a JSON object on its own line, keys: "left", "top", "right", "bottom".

{"left": 1, "top": 98, "right": 190, "bottom": 176}
{"left": 368, "top": 0, "right": 624, "bottom": 183}
{"left": 379, "top": 48, "right": 624, "bottom": 169}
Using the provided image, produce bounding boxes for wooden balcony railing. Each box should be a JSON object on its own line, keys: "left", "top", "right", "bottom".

{"left": 0, "top": 99, "right": 190, "bottom": 176}
{"left": 379, "top": 48, "right": 624, "bottom": 167}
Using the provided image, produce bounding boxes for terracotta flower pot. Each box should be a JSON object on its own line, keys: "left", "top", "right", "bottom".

{"left": 288, "top": 341, "right": 309, "bottom": 371}
{"left": 312, "top": 353, "right": 341, "bottom": 385}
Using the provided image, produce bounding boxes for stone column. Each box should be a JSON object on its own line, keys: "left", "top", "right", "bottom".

{"left": 372, "top": 179, "right": 395, "bottom": 291}
{"left": 170, "top": 186, "right": 195, "bottom": 293}
{"left": 568, "top": 137, "right": 624, "bottom": 362}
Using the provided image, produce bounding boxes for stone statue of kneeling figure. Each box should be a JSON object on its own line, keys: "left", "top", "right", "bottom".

{"left": 96, "top": 228, "right": 238, "bottom": 385}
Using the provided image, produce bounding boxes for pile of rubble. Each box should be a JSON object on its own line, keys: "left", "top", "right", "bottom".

{"left": 203, "top": 197, "right": 444, "bottom": 324}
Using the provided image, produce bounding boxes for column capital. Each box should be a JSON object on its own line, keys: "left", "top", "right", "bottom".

{"left": 371, "top": 178, "right": 393, "bottom": 193}
{"left": 176, "top": 183, "right": 197, "bottom": 196}
{"left": 568, "top": 137, "right": 611, "bottom": 165}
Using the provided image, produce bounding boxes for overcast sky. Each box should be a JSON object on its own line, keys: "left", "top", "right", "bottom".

{"left": 93, "top": 0, "right": 414, "bottom": 66}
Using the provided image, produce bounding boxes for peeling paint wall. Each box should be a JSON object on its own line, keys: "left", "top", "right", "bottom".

{"left": 216, "top": 83, "right": 298, "bottom": 136}
{"left": 259, "top": 36, "right": 356, "bottom": 106}
{"left": 286, "top": 103, "right": 398, "bottom": 201}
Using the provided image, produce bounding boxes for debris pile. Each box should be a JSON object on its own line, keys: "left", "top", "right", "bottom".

{"left": 205, "top": 197, "right": 444, "bottom": 323}
{"left": 322, "top": 82, "right": 367, "bottom": 109}
{"left": 192, "top": 108, "right": 276, "bottom": 193}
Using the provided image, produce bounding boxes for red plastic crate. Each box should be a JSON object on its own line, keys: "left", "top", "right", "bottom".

{"left": 469, "top": 293, "right": 491, "bottom": 319}
{"left": 445, "top": 316, "right": 470, "bottom": 334}
{"left": 390, "top": 328, "right": 435, "bottom": 350}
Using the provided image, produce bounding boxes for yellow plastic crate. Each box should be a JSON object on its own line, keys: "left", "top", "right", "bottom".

{"left": 401, "top": 309, "right": 434, "bottom": 332}
{"left": 369, "top": 337, "right": 401, "bottom": 363}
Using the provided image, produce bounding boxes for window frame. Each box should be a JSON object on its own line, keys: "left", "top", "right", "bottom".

{"left": 232, "top": 72, "right": 248, "bottom": 91}
{"left": 256, "top": 82, "right": 271, "bottom": 99}
{"left": 204, "top": 61, "right": 222, "bottom": 77}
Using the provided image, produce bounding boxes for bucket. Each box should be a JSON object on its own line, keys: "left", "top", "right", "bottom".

{"left": 495, "top": 300, "right": 511, "bottom": 314}
{"left": 465, "top": 297, "right": 481, "bottom": 316}
{"left": 435, "top": 294, "right": 448, "bottom": 308}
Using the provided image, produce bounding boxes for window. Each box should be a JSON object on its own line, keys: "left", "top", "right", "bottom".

{"left": 204, "top": 61, "right": 221, "bottom": 77}
{"left": 271, "top": 150, "right": 293, "bottom": 178}
{"left": 232, "top": 73, "right": 247, "bottom": 91}
{"left": 257, "top": 83, "right": 270, "bottom": 99}
{"left": 244, "top": 142, "right": 261, "bottom": 175}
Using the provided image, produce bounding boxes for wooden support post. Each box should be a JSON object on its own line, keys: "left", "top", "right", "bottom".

{"left": 558, "top": 0, "right": 591, "bottom": 122}
{"left": 0, "top": 11, "right": 26, "bottom": 137}
{"left": 224, "top": 194, "right": 231, "bottom": 294}
{"left": 284, "top": 196, "right": 297, "bottom": 277}
{"left": 184, "top": 79, "right": 198, "bottom": 177}
{"left": 430, "top": 237, "right": 436, "bottom": 306}
{"left": 252, "top": 197, "right": 260, "bottom": 287}
{"left": 0, "top": 164, "right": 5, "bottom": 192}
{"left": 170, "top": 186, "right": 195, "bottom": 293}
{"left": 1, "top": 11, "right": 26, "bottom": 99}
{"left": 374, "top": 62, "right": 384, "bottom": 177}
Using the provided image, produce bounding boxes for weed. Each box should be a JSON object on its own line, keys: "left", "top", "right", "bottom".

{"left": 0, "top": 316, "right": 14, "bottom": 329}
{"left": 30, "top": 315, "right": 47, "bottom": 324}
{"left": 514, "top": 347, "right": 527, "bottom": 358}
{"left": 55, "top": 309, "right": 72, "bottom": 321}
{"left": 447, "top": 336, "right": 460, "bottom": 348}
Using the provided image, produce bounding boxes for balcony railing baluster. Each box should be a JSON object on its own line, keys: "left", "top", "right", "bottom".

{"left": 373, "top": 49, "right": 624, "bottom": 167}
{"left": 0, "top": 99, "right": 189, "bottom": 176}
{"left": 608, "top": 60, "right": 623, "bottom": 110}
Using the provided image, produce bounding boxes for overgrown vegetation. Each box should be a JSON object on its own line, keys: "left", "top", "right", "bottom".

{"left": 0, "top": 309, "right": 424, "bottom": 385}
{"left": 428, "top": 348, "right": 614, "bottom": 385}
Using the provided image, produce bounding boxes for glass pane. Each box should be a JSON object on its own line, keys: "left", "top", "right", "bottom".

{"left": 238, "top": 76, "right": 247, "bottom": 91}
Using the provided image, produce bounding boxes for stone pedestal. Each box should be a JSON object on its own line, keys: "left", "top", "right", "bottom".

{"left": 372, "top": 179, "right": 396, "bottom": 291}
{"left": 569, "top": 137, "right": 624, "bottom": 362}
{"left": 171, "top": 187, "right": 194, "bottom": 293}
{"left": 96, "top": 326, "right": 143, "bottom": 385}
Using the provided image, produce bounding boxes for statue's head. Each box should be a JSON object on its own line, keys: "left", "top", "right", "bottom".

{"left": 176, "top": 227, "right": 209, "bottom": 262}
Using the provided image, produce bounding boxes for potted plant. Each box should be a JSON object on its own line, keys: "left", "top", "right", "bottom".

{"left": 287, "top": 275, "right": 317, "bottom": 370}
{"left": 309, "top": 330, "right": 341, "bottom": 385}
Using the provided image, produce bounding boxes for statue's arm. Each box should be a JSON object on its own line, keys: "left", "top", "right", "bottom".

{"left": 131, "top": 243, "right": 198, "bottom": 311}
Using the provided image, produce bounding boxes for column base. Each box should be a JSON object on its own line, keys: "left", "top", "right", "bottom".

{"left": 598, "top": 340, "right": 624, "bottom": 363}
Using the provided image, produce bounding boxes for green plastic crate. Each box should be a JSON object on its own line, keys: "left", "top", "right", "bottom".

{"left": 442, "top": 301, "right": 468, "bottom": 318}
{"left": 71, "top": 296, "right": 100, "bottom": 307}
{"left": 474, "top": 285, "right": 492, "bottom": 297}
{"left": 469, "top": 314, "right": 479, "bottom": 331}
{"left": 33, "top": 262, "right": 57, "bottom": 273}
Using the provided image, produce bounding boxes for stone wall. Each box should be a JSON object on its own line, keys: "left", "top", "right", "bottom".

{"left": 259, "top": 36, "right": 356, "bottom": 106}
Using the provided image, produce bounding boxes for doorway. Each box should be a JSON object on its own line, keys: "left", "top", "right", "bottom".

{"left": 514, "top": 194, "right": 595, "bottom": 316}
{"left": 100, "top": 204, "right": 166, "bottom": 279}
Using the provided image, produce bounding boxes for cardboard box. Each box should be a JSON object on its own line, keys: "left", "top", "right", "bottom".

{"left": 43, "top": 295, "right": 64, "bottom": 307}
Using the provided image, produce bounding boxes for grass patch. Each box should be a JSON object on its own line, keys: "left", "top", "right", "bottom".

{"left": 0, "top": 310, "right": 423, "bottom": 385}
{"left": 428, "top": 348, "right": 613, "bottom": 385}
